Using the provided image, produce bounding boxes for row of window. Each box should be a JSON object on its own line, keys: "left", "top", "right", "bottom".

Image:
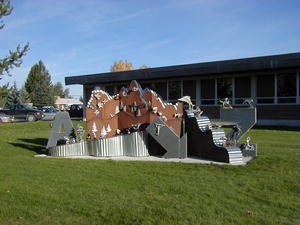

{"left": 102, "top": 73, "right": 299, "bottom": 105}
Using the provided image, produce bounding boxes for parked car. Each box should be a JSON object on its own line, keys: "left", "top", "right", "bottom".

{"left": 0, "top": 104, "right": 44, "bottom": 122}
{"left": 41, "top": 107, "right": 58, "bottom": 121}
{"left": 0, "top": 113, "right": 13, "bottom": 123}
{"left": 68, "top": 104, "right": 83, "bottom": 118}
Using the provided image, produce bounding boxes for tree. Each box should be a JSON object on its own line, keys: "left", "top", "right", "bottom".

{"left": 0, "top": 0, "right": 29, "bottom": 78}
{"left": 110, "top": 60, "right": 133, "bottom": 72}
{"left": 52, "top": 82, "right": 64, "bottom": 97}
{"left": 52, "top": 82, "right": 70, "bottom": 98}
{"left": 110, "top": 60, "right": 149, "bottom": 72}
{"left": 0, "top": 82, "right": 9, "bottom": 106}
{"left": 25, "top": 60, "right": 54, "bottom": 107}
{"left": 139, "top": 65, "right": 148, "bottom": 69}
{"left": 63, "top": 88, "right": 70, "bottom": 98}
{"left": 19, "top": 85, "right": 30, "bottom": 104}
{"left": 5, "top": 81, "right": 19, "bottom": 106}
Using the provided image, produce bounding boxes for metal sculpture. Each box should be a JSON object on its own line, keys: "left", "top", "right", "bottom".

{"left": 46, "top": 112, "right": 74, "bottom": 149}
{"left": 47, "top": 80, "right": 257, "bottom": 164}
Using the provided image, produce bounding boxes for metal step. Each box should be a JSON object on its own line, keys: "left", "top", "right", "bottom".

{"left": 226, "top": 146, "right": 243, "bottom": 164}
{"left": 212, "top": 129, "right": 226, "bottom": 146}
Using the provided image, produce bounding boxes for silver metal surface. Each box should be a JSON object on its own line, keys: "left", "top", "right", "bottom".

{"left": 48, "top": 131, "right": 149, "bottom": 157}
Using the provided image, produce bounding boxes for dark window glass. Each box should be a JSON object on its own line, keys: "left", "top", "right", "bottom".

{"left": 217, "top": 78, "right": 232, "bottom": 99}
{"left": 257, "top": 99, "right": 274, "bottom": 104}
{"left": 168, "top": 81, "right": 181, "bottom": 100}
{"left": 141, "top": 82, "right": 155, "bottom": 90}
{"left": 201, "top": 100, "right": 215, "bottom": 105}
{"left": 183, "top": 80, "right": 196, "bottom": 99}
{"left": 154, "top": 82, "right": 167, "bottom": 100}
{"left": 278, "top": 98, "right": 296, "bottom": 103}
{"left": 235, "top": 77, "right": 251, "bottom": 98}
{"left": 201, "top": 79, "right": 215, "bottom": 99}
{"left": 85, "top": 86, "right": 94, "bottom": 104}
{"left": 277, "top": 73, "right": 296, "bottom": 97}
{"left": 117, "top": 84, "right": 127, "bottom": 91}
{"left": 105, "top": 86, "right": 115, "bottom": 95}
{"left": 257, "top": 75, "right": 274, "bottom": 97}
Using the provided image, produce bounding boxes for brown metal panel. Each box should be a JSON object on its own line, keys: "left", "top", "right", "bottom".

{"left": 86, "top": 80, "right": 183, "bottom": 140}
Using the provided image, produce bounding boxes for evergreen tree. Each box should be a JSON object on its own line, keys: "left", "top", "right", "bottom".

{"left": 0, "top": 83, "right": 9, "bottom": 107}
{"left": 19, "top": 85, "right": 30, "bottom": 104}
{"left": 5, "top": 82, "right": 19, "bottom": 106}
{"left": 25, "top": 60, "right": 54, "bottom": 107}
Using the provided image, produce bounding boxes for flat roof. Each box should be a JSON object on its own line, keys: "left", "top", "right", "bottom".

{"left": 65, "top": 52, "right": 300, "bottom": 85}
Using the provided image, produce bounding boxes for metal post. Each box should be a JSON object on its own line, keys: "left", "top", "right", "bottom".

{"left": 296, "top": 72, "right": 299, "bottom": 104}
{"left": 196, "top": 80, "right": 201, "bottom": 106}
{"left": 274, "top": 73, "right": 278, "bottom": 104}
{"left": 251, "top": 76, "right": 257, "bottom": 104}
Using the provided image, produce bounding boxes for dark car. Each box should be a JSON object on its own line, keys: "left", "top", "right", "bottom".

{"left": 1, "top": 104, "right": 44, "bottom": 122}
{"left": 68, "top": 104, "right": 83, "bottom": 118}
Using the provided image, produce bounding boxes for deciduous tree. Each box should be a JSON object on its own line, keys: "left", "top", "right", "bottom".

{"left": 52, "top": 82, "right": 70, "bottom": 98}
{"left": 0, "top": 0, "right": 29, "bottom": 78}
{"left": 110, "top": 60, "right": 133, "bottom": 72}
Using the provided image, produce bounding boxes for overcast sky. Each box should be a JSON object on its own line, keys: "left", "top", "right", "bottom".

{"left": 1, "top": 0, "right": 299, "bottom": 98}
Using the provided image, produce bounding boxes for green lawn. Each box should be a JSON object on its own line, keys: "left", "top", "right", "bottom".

{"left": 0, "top": 121, "right": 298, "bottom": 225}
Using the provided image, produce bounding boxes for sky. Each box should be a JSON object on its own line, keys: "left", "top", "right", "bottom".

{"left": 1, "top": 0, "right": 299, "bottom": 99}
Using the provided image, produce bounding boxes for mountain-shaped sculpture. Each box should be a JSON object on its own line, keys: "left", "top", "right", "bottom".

{"left": 86, "top": 80, "right": 183, "bottom": 140}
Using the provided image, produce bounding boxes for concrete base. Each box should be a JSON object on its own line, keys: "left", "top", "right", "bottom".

{"left": 35, "top": 154, "right": 254, "bottom": 166}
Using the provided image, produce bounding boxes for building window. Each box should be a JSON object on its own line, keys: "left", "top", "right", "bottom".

{"left": 85, "top": 86, "right": 95, "bottom": 104}
{"left": 105, "top": 85, "right": 115, "bottom": 95}
{"left": 183, "top": 80, "right": 196, "bottom": 103}
{"left": 201, "top": 79, "right": 215, "bottom": 105}
{"left": 257, "top": 75, "right": 274, "bottom": 104}
{"left": 116, "top": 84, "right": 128, "bottom": 92}
{"left": 154, "top": 82, "right": 167, "bottom": 100}
{"left": 234, "top": 76, "right": 251, "bottom": 104}
{"left": 141, "top": 82, "right": 155, "bottom": 90}
{"left": 277, "top": 73, "right": 297, "bottom": 103}
{"left": 168, "top": 81, "right": 181, "bottom": 102}
{"left": 217, "top": 78, "right": 233, "bottom": 102}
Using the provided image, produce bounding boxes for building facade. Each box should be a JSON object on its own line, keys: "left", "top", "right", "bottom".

{"left": 65, "top": 53, "right": 300, "bottom": 126}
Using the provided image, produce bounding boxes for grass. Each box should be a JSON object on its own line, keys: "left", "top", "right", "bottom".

{"left": 0, "top": 121, "right": 298, "bottom": 225}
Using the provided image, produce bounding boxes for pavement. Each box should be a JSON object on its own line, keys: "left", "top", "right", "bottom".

{"left": 35, "top": 154, "right": 252, "bottom": 166}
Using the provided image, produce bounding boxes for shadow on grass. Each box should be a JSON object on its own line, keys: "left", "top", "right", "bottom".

{"left": 9, "top": 138, "right": 48, "bottom": 154}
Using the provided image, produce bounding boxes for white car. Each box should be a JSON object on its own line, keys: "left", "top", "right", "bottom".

{"left": 0, "top": 113, "right": 13, "bottom": 123}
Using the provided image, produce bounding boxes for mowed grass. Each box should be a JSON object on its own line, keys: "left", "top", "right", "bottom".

{"left": 0, "top": 121, "right": 298, "bottom": 225}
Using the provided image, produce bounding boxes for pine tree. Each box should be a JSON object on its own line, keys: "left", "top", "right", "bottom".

{"left": 0, "top": 83, "right": 9, "bottom": 107}
{"left": 19, "top": 85, "right": 30, "bottom": 104}
{"left": 5, "top": 82, "right": 19, "bottom": 106}
{"left": 25, "top": 60, "right": 54, "bottom": 107}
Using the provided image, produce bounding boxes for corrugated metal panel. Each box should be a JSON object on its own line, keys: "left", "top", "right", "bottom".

{"left": 48, "top": 131, "right": 149, "bottom": 157}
